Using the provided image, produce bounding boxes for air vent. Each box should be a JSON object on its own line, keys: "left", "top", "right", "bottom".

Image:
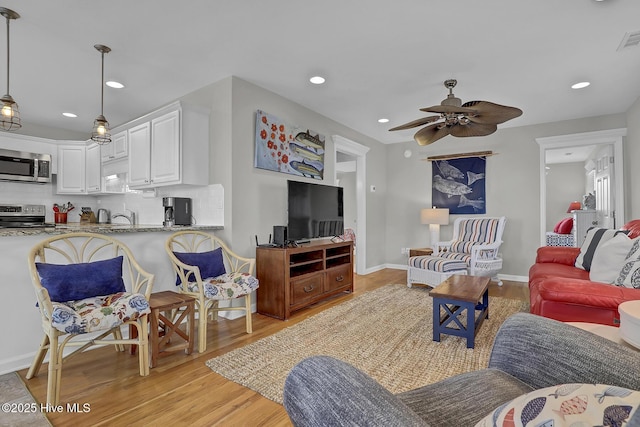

{"left": 617, "top": 30, "right": 640, "bottom": 51}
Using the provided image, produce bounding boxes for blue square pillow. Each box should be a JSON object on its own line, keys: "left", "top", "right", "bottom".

{"left": 35, "top": 256, "right": 125, "bottom": 303}
{"left": 173, "top": 248, "right": 226, "bottom": 284}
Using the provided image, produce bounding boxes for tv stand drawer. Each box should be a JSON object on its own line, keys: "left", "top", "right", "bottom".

{"left": 291, "top": 273, "right": 324, "bottom": 305}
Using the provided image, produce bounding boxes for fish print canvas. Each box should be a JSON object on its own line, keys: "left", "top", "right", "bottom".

{"left": 432, "top": 156, "right": 486, "bottom": 214}
{"left": 254, "top": 109, "right": 325, "bottom": 179}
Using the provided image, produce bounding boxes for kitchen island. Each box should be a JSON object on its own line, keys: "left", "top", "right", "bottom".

{"left": 0, "top": 223, "right": 222, "bottom": 237}
{"left": 0, "top": 223, "right": 227, "bottom": 375}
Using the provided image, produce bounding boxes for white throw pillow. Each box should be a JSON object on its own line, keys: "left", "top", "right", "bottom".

{"left": 575, "top": 228, "right": 629, "bottom": 271}
{"left": 615, "top": 258, "right": 640, "bottom": 289}
{"left": 476, "top": 384, "right": 640, "bottom": 427}
{"left": 589, "top": 234, "right": 634, "bottom": 283}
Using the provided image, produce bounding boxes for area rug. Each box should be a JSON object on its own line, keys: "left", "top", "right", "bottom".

{"left": 0, "top": 372, "right": 51, "bottom": 426}
{"left": 206, "top": 284, "right": 529, "bottom": 404}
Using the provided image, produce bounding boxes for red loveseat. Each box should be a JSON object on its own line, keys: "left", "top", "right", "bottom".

{"left": 529, "top": 220, "right": 640, "bottom": 326}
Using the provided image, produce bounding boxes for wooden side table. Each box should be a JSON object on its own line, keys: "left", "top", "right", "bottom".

{"left": 430, "top": 275, "right": 490, "bottom": 348}
{"left": 409, "top": 248, "right": 433, "bottom": 257}
{"left": 131, "top": 291, "right": 196, "bottom": 367}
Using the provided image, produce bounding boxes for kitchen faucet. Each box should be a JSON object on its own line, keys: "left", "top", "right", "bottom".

{"left": 112, "top": 209, "right": 136, "bottom": 225}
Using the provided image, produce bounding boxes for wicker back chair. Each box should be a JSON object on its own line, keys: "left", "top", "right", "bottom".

{"left": 165, "top": 231, "right": 258, "bottom": 352}
{"left": 26, "top": 232, "right": 154, "bottom": 406}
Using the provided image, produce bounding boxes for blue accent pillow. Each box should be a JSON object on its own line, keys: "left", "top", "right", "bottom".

{"left": 173, "top": 248, "right": 226, "bottom": 284}
{"left": 35, "top": 256, "right": 125, "bottom": 303}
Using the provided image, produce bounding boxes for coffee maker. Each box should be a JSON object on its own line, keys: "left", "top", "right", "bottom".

{"left": 163, "top": 197, "right": 192, "bottom": 226}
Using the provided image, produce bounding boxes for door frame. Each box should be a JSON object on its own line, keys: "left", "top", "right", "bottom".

{"left": 536, "top": 128, "right": 626, "bottom": 246}
{"left": 332, "top": 135, "right": 369, "bottom": 275}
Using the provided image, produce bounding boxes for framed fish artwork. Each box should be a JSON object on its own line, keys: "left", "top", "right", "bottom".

{"left": 432, "top": 156, "right": 486, "bottom": 214}
{"left": 254, "top": 109, "right": 325, "bottom": 179}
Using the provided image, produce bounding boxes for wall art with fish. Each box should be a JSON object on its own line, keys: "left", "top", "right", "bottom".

{"left": 254, "top": 109, "right": 325, "bottom": 179}
{"left": 432, "top": 157, "right": 486, "bottom": 214}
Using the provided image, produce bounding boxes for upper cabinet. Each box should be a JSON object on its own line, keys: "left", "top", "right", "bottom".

{"left": 57, "top": 144, "right": 86, "bottom": 194}
{"left": 125, "top": 102, "right": 209, "bottom": 189}
{"left": 85, "top": 143, "right": 102, "bottom": 193}
{"left": 127, "top": 122, "right": 152, "bottom": 187}
{"left": 57, "top": 142, "right": 103, "bottom": 195}
{"left": 101, "top": 130, "right": 128, "bottom": 163}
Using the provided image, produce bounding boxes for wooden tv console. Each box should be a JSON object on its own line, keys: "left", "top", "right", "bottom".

{"left": 256, "top": 240, "right": 354, "bottom": 320}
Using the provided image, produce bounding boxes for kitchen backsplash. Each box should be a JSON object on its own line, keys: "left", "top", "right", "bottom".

{"left": 0, "top": 181, "right": 224, "bottom": 226}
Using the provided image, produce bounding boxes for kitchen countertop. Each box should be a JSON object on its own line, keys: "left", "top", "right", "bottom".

{"left": 0, "top": 223, "right": 223, "bottom": 237}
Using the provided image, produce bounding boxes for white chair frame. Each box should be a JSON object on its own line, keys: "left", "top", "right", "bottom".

{"left": 434, "top": 216, "right": 506, "bottom": 283}
{"left": 165, "top": 231, "right": 256, "bottom": 353}
{"left": 26, "top": 232, "right": 154, "bottom": 406}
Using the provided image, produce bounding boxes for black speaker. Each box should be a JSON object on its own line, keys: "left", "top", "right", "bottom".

{"left": 273, "top": 225, "right": 287, "bottom": 246}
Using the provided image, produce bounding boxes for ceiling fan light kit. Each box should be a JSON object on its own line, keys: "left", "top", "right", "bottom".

{"left": 0, "top": 7, "right": 21, "bottom": 131}
{"left": 390, "top": 79, "right": 522, "bottom": 146}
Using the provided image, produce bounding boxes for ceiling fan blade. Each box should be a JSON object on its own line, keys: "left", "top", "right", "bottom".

{"left": 414, "top": 124, "right": 451, "bottom": 145}
{"left": 461, "top": 101, "right": 523, "bottom": 124}
{"left": 450, "top": 122, "right": 498, "bottom": 138}
{"left": 388, "top": 115, "right": 441, "bottom": 131}
{"left": 420, "top": 105, "right": 477, "bottom": 115}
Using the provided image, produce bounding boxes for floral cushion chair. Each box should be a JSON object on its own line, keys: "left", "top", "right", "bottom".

{"left": 165, "top": 231, "right": 259, "bottom": 353}
{"left": 26, "top": 232, "right": 154, "bottom": 406}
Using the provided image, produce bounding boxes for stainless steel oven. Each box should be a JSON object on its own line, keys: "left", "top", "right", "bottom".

{"left": 0, "top": 204, "right": 47, "bottom": 228}
{"left": 0, "top": 148, "right": 52, "bottom": 183}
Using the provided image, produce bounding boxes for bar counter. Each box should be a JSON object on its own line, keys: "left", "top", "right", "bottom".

{"left": 0, "top": 223, "right": 223, "bottom": 237}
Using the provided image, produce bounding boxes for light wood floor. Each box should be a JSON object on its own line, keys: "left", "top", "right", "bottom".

{"left": 18, "top": 269, "right": 528, "bottom": 426}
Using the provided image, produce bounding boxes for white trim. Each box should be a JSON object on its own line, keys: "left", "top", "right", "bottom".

{"left": 536, "top": 128, "right": 626, "bottom": 247}
{"left": 332, "top": 135, "right": 370, "bottom": 275}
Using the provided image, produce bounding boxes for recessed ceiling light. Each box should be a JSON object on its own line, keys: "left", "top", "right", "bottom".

{"left": 62, "top": 112, "right": 77, "bottom": 118}
{"left": 106, "top": 80, "right": 124, "bottom": 89}
{"left": 571, "top": 81, "right": 590, "bottom": 89}
{"left": 309, "top": 76, "right": 325, "bottom": 85}
{"left": 378, "top": 118, "right": 389, "bottom": 123}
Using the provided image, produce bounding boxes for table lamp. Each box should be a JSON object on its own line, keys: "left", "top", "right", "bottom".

{"left": 421, "top": 207, "right": 449, "bottom": 251}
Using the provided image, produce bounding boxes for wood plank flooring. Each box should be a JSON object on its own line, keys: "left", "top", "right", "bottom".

{"left": 18, "top": 269, "right": 528, "bottom": 426}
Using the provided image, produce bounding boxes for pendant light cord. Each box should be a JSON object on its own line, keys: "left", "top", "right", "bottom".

{"left": 5, "top": 15, "right": 10, "bottom": 95}
{"left": 100, "top": 50, "right": 105, "bottom": 116}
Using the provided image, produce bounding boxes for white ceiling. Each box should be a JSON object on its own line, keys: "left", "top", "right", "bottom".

{"left": 2, "top": 0, "right": 640, "bottom": 145}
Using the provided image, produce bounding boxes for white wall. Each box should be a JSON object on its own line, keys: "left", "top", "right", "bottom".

{"left": 545, "top": 162, "right": 586, "bottom": 231}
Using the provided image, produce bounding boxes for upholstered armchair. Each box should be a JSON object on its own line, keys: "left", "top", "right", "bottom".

{"left": 435, "top": 216, "right": 506, "bottom": 280}
{"left": 26, "top": 232, "right": 154, "bottom": 406}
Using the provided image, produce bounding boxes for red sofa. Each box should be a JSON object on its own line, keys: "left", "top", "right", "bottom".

{"left": 529, "top": 220, "right": 640, "bottom": 326}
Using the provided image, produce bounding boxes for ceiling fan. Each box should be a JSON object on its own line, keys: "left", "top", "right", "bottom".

{"left": 389, "top": 79, "right": 523, "bottom": 146}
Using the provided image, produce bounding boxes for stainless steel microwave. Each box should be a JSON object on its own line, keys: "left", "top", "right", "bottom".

{"left": 0, "top": 148, "right": 52, "bottom": 183}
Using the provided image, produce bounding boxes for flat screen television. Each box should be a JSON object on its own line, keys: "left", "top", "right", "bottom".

{"left": 287, "top": 180, "right": 344, "bottom": 242}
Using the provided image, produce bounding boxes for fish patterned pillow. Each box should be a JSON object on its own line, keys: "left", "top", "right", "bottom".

{"left": 475, "top": 383, "right": 639, "bottom": 427}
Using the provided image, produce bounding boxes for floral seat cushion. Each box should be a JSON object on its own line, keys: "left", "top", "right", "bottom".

{"left": 187, "top": 272, "right": 259, "bottom": 300}
{"left": 51, "top": 292, "right": 150, "bottom": 334}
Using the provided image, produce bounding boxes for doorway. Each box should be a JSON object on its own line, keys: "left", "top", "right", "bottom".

{"left": 536, "top": 128, "right": 626, "bottom": 246}
{"left": 332, "top": 135, "right": 369, "bottom": 275}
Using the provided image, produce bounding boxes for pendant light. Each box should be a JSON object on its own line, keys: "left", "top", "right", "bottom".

{"left": 91, "top": 44, "right": 111, "bottom": 144}
{"left": 0, "top": 7, "right": 21, "bottom": 131}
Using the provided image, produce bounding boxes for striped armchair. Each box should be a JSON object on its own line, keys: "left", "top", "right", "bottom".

{"left": 435, "top": 216, "right": 506, "bottom": 278}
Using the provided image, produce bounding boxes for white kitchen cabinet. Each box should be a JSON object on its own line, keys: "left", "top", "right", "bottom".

{"left": 86, "top": 143, "right": 102, "bottom": 193}
{"left": 127, "top": 122, "right": 152, "bottom": 187}
{"left": 126, "top": 102, "right": 208, "bottom": 189}
{"left": 57, "top": 142, "right": 104, "bottom": 194}
{"left": 56, "top": 144, "right": 86, "bottom": 194}
{"left": 101, "top": 130, "right": 128, "bottom": 163}
{"left": 150, "top": 109, "right": 181, "bottom": 185}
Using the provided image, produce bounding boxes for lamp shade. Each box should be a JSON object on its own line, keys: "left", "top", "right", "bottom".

{"left": 421, "top": 208, "right": 449, "bottom": 225}
{"left": 566, "top": 201, "right": 582, "bottom": 213}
